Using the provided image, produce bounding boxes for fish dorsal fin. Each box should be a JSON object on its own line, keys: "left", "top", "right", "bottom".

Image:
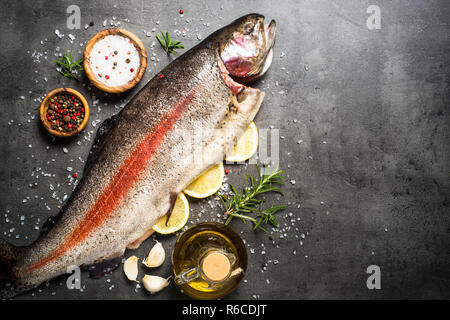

{"left": 83, "top": 111, "right": 122, "bottom": 175}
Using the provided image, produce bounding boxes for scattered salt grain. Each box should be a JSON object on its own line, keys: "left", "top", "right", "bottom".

{"left": 55, "top": 29, "right": 64, "bottom": 39}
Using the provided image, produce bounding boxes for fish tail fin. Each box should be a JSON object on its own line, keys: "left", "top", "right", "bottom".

{"left": 0, "top": 239, "right": 26, "bottom": 299}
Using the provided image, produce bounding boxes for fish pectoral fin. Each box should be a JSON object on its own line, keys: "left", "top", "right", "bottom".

{"left": 231, "top": 86, "right": 265, "bottom": 115}
{"left": 127, "top": 192, "right": 177, "bottom": 250}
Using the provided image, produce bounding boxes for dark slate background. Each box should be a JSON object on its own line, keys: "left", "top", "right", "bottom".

{"left": 0, "top": 0, "right": 449, "bottom": 299}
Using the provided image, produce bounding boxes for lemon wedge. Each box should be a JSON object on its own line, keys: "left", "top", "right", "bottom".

{"left": 225, "top": 121, "right": 258, "bottom": 162}
{"left": 153, "top": 192, "right": 189, "bottom": 234}
{"left": 183, "top": 163, "right": 225, "bottom": 199}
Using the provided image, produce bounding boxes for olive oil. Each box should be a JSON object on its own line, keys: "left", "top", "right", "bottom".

{"left": 172, "top": 222, "right": 247, "bottom": 299}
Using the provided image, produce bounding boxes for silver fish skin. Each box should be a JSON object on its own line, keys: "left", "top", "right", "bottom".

{"left": 0, "top": 13, "right": 276, "bottom": 298}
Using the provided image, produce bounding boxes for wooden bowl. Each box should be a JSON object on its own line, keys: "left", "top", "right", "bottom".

{"left": 84, "top": 28, "right": 147, "bottom": 93}
{"left": 40, "top": 88, "right": 90, "bottom": 138}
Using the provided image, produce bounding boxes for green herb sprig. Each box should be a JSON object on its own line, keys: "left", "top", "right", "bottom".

{"left": 253, "top": 205, "right": 286, "bottom": 232}
{"left": 156, "top": 31, "right": 184, "bottom": 55}
{"left": 217, "top": 165, "right": 286, "bottom": 232}
{"left": 55, "top": 51, "right": 83, "bottom": 80}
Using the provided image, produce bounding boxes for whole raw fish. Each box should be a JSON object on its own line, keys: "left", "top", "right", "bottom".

{"left": 0, "top": 13, "right": 276, "bottom": 298}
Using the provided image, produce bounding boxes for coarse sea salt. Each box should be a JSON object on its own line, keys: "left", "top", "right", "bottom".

{"left": 89, "top": 35, "right": 140, "bottom": 87}
{"left": 55, "top": 29, "right": 64, "bottom": 39}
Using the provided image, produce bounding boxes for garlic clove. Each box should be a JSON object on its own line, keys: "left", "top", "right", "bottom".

{"left": 142, "top": 240, "right": 165, "bottom": 268}
{"left": 142, "top": 275, "right": 171, "bottom": 294}
{"left": 123, "top": 255, "right": 139, "bottom": 282}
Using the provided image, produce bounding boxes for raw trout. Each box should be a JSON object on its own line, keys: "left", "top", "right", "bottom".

{"left": 0, "top": 13, "right": 276, "bottom": 298}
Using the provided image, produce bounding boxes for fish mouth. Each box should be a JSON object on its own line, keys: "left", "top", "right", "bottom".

{"left": 257, "top": 19, "right": 276, "bottom": 81}
{"left": 220, "top": 16, "right": 277, "bottom": 85}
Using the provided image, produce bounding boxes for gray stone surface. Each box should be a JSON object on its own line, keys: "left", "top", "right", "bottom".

{"left": 0, "top": 0, "right": 449, "bottom": 299}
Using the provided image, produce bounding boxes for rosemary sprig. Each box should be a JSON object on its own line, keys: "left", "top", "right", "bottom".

{"left": 55, "top": 51, "right": 83, "bottom": 80}
{"left": 217, "top": 165, "right": 286, "bottom": 232}
{"left": 156, "top": 31, "right": 184, "bottom": 55}
{"left": 253, "top": 205, "right": 286, "bottom": 232}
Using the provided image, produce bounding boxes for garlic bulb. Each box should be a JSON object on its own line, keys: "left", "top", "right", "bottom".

{"left": 123, "top": 256, "right": 139, "bottom": 282}
{"left": 143, "top": 240, "right": 165, "bottom": 268}
{"left": 142, "top": 275, "right": 171, "bottom": 294}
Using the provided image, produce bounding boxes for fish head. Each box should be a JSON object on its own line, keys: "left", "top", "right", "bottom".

{"left": 219, "top": 14, "right": 276, "bottom": 83}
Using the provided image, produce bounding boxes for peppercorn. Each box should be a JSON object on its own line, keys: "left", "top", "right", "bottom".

{"left": 47, "top": 93, "right": 85, "bottom": 133}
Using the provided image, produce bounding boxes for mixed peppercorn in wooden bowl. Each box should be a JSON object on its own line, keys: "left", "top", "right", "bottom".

{"left": 39, "top": 88, "right": 89, "bottom": 138}
{"left": 40, "top": 28, "right": 147, "bottom": 138}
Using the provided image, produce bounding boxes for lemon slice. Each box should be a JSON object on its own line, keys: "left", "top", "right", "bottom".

{"left": 225, "top": 121, "right": 258, "bottom": 162}
{"left": 153, "top": 192, "right": 189, "bottom": 234}
{"left": 183, "top": 163, "right": 225, "bottom": 199}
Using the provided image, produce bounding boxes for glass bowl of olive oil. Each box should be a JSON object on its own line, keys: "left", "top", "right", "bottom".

{"left": 172, "top": 222, "right": 248, "bottom": 299}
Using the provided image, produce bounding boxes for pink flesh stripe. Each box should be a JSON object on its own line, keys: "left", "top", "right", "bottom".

{"left": 21, "top": 77, "right": 206, "bottom": 274}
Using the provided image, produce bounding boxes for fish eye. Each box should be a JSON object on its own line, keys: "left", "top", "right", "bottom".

{"left": 243, "top": 22, "right": 255, "bottom": 34}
